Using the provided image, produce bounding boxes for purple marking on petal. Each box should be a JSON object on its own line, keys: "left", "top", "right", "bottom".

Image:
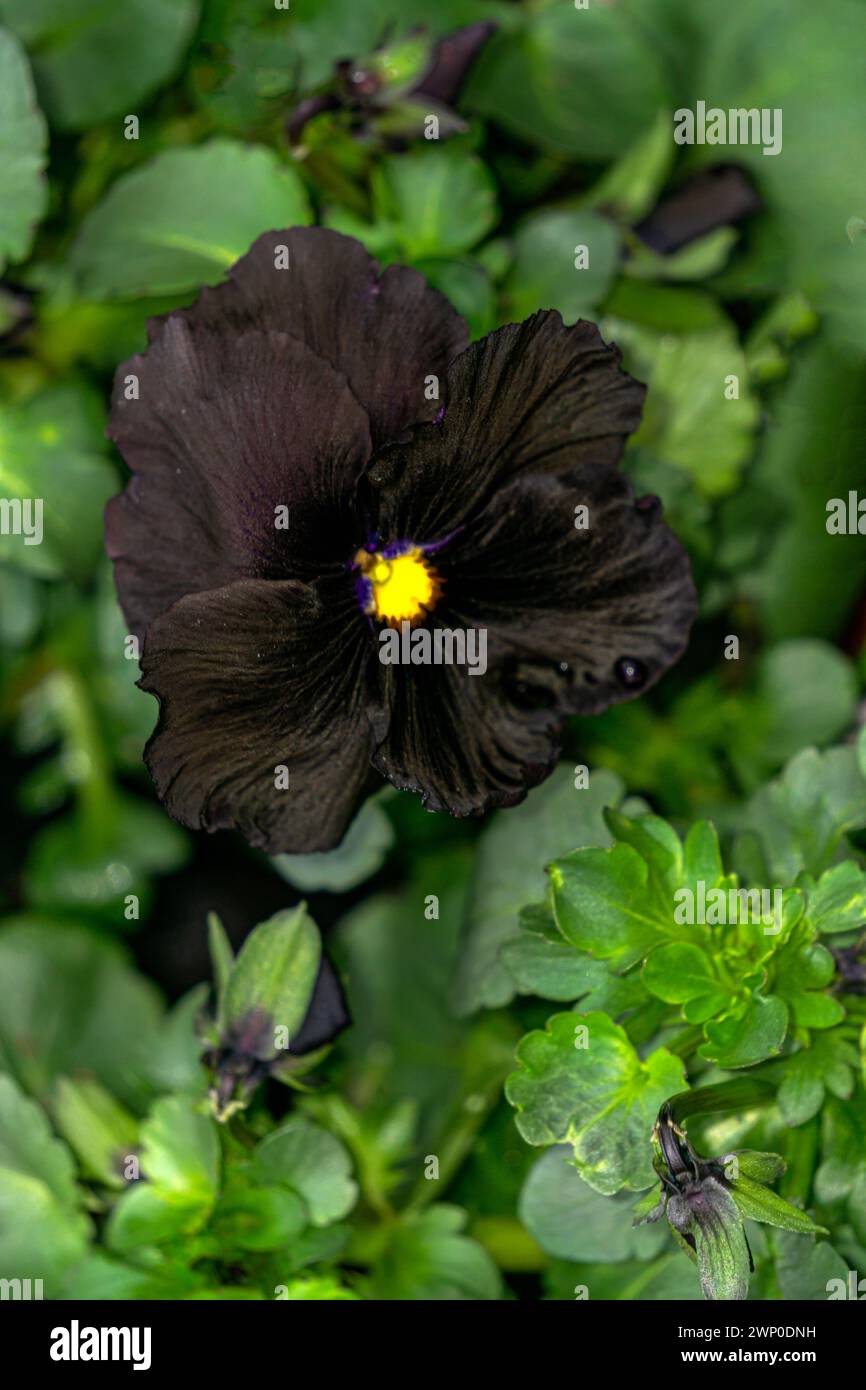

{"left": 636, "top": 494, "right": 661, "bottom": 514}
{"left": 380, "top": 538, "right": 415, "bottom": 559}
{"left": 433, "top": 404, "right": 446, "bottom": 424}
{"left": 355, "top": 575, "right": 374, "bottom": 612}
{"left": 421, "top": 524, "right": 465, "bottom": 555}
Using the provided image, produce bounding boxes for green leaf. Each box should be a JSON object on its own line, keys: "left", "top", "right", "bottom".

{"left": 0, "top": 1168, "right": 90, "bottom": 1288}
{"left": 211, "top": 1185, "right": 306, "bottom": 1252}
{"left": 774, "top": 1229, "right": 849, "bottom": 1300}
{"left": 52, "top": 1077, "right": 138, "bottom": 1188}
{"left": 619, "top": 321, "right": 760, "bottom": 499}
{"left": 580, "top": 109, "right": 674, "bottom": 223}
{"left": 731, "top": 1150, "right": 787, "bottom": 1185}
{"left": 768, "top": 923, "right": 845, "bottom": 1030}
{"left": 106, "top": 1183, "right": 211, "bottom": 1254}
{"left": 699, "top": 993, "right": 789, "bottom": 1069}
{"left": 0, "top": 383, "right": 117, "bottom": 581}
{"left": 519, "top": 1147, "right": 667, "bottom": 1262}
{"left": 736, "top": 342, "right": 866, "bottom": 639}
{"left": 801, "top": 860, "right": 866, "bottom": 935}
{"left": 140, "top": 1096, "right": 219, "bottom": 1203}
{"left": 466, "top": 6, "right": 669, "bottom": 162}
{"left": 506, "top": 1011, "right": 686, "bottom": 1194}
{"left": 223, "top": 904, "right": 321, "bottom": 1058}
{"left": 503, "top": 208, "right": 621, "bottom": 323}
{"left": 61, "top": 1251, "right": 204, "bottom": 1300}
{"left": 748, "top": 641, "right": 859, "bottom": 766}
{"left": 415, "top": 257, "right": 495, "bottom": 340}
{"left": 254, "top": 1117, "right": 357, "bottom": 1226}
{"left": 0, "top": 0, "right": 198, "bottom": 130}
{"left": 276, "top": 1275, "right": 359, "bottom": 1301}
{"left": 815, "top": 1092, "right": 866, "bottom": 1203}
{"left": 735, "top": 743, "right": 866, "bottom": 883}
{"left": 271, "top": 796, "right": 394, "bottom": 893}
{"left": 454, "top": 766, "right": 628, "bottom": 1014}
{"left": 765, "top": 1028, "right": 858, "bottom": 1126}
{"left": 0, "top": 1074, "right": 81, "bottom": 1208}
{"left": 69, "top": 139, "right": 312, "bottom": 299}
{"left": 632, "top": 228, "right": 739, "bottom": 283}
{"left": 549, "top": 821, "right": 698, "bottom": 973}
{"left": 654, "top": 0, "right": 866, "bottom": 354}
{"left": 545, "top": 1250, "right": 702, "bottom": 1300}
{"left": 371, "top": 145, "right": 497, "bottom": 260}
{"left": 729, "top": 1175, "right": 826, "bottom": 1235}
{"left": 367, "top": 1205, "right": 502, "bottom": 1301}
{"left": 0, "top": 27, "right": 47, "bottom": 272}
{"left": 24, "top": 792, "right": 189, "bottom": 915}
{"left": 642, "top": 942, "right": 731, "bottom": 1023}
{"left": 501, "top": 903, "right": 647, "bottom": 1012}
{"left": 332, "top": 847, "right": 508, "bottom": 1152}
{"left": 0, "top": 917, "right": 163, "bottom": 1106}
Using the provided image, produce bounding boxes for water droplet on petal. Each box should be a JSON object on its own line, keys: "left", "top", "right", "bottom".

{"left": 615, "top": 656, "right": 647, "bottom": 688}
{"left": 635, "top": 494, "right": 660, "bottom": 514}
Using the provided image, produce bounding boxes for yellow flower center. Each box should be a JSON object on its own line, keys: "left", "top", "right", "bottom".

{"left": 355, "top": 547, "right": 441, "bottom": 624}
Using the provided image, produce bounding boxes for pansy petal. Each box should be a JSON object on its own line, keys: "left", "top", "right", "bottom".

{"left": 370, "top": 310, "right": 644, "bottom": 540}
{"left": 107, "top": 323, "right": 372, "bottom": 637}
{"left": 414, "top": 22, "right": 498, "bottom": 106}
{"left": 435, "top": 467, "right": 695, "bottom": 715}
{"left": 140, "top": 576, "right": 377, "bottom": 854}
{"left": 372, "top": 646, "right": 564, "bottom": 818}
{"left": 149, "top": 227, "right": 468, "bottom": 447}
{"left": 370, "top": 470, "right": 693, "bottom": 815}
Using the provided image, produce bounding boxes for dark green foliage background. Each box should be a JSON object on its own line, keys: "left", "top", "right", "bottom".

{"left": 1, "top": 0, "right": 865, "bottom": 1301}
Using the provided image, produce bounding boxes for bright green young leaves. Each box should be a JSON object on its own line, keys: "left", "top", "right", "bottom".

{"left": 542, "top": 807, "right": 852, "bottom": 1070}
{"left": 549, "top": 810, "right": 731, "bottom": 972}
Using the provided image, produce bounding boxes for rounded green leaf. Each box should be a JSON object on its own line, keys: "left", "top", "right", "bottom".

{"left": 0, "top": 0, "right": 199, "bottom": 130}
{"left": 69, "top": 139, "right": 312, "bottom": 299}
{"left": 506, "top": 1011, "right": 686, "bottom": 1193}
{"left": 372, "top": 145, "right": 497, "bottom": 259}
{"left": 0, "top": 384, "right": 117, "bottom": 581}
{"left": 212, "top": 1186, "right": 307, "bottom": 1252}
{"left": 272, "top": 798, "right": 394, "bottom": 894}
{"left": 519, "top": 1147, "right": 666, "bottom": 1262}
{"left": 466, "top": 6, "right": 669, "bottom": 161}
{"left": 642, "top": 941, "right": 720, "bottom": 1004}
{"left": 0, "top": 27, "right": 47, "bottom": 272}
{"left": 254, "top": 1117, "right": 357, "bottom": 1226}
{"left": 139, "top": 1095, "right": 219, "bottom": 1201}
{"left": 700, "top": 993, "right": 789, "bottom": 1068}
{"left": 504, "top": 209, "right": 620, "bottom": 323}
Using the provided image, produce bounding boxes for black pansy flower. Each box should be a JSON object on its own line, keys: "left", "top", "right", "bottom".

{"left": 106, "top": 226, "right": 696, "bottom": 855}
